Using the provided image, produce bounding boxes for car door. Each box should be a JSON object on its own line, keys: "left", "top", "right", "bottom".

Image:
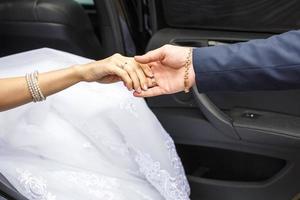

{"left": 103, "top": 0, "right": 300, "bottom": 199}
{"left": 143, "top": 1, "right": 300, "bottom": 200}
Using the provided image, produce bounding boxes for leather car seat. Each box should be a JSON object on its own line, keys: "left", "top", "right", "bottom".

{"left": 0, "top": 0, "right": 102, "bottom": 59}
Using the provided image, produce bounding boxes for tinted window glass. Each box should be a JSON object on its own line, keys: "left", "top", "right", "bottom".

{"left": 162, "top": 0, "right": 300, "bottom": 33}
{"left": 74, "top": 0, "right": 94, "bottom": 5}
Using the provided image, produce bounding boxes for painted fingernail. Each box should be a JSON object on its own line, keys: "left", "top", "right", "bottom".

{"left": 143, "top": 84, "right": 148, "bottom": 90}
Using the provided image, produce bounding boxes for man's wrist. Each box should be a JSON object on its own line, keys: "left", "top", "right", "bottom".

{"left": 189, "top": 62, "right": 196, "bottom": 88}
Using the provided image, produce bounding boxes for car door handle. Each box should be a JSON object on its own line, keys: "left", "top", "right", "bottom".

{"left": 192, "top": 85, "right": 240, "bottom": 140}
{"left": 171, "top": 38, "right": 241, "bottom": 139}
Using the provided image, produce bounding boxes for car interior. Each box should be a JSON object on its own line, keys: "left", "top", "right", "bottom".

{"left": 0, "top": 0, "right": 300, "bottom": 199}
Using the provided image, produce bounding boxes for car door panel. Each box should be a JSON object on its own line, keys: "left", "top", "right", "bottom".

{"left": 93, "top": 0, "right": 300, "bottom": 199}
{"left": 146, "top": 27, "right": 300, "bottom": 200}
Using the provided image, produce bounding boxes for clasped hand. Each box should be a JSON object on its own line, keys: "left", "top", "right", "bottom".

{"left": 75, "top": 45, "right": 195, "bottom": 97}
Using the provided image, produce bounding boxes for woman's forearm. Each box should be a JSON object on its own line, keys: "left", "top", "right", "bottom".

{"left": 0, "top": 66, "right": 82, "bottom": 111}
{"left": 0, "top": 53, "right": 153, "bottom": 111}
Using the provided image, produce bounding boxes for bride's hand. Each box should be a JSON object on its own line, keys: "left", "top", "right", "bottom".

{"left": 75, "top": 53, "right": 153, "bottom": 92}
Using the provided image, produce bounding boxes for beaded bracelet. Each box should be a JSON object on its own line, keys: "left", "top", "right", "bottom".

{"left": 25, "top": 71, "right": 46, "bottom": 102}
{"left": 32, "top": 71, "right": 46, "bottom": 101}
{"left": 25, "top": 73, "right": 37, "bottom": 102}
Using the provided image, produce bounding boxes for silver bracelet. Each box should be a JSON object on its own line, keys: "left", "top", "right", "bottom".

{"left": 25, "top": 73, "right": 37, "bottom": 102}
{"left": 32, "top": 71, "right": 46, "bottom": 101}
{"left": 25, "top": 71, "right": 46, "bottom": 102}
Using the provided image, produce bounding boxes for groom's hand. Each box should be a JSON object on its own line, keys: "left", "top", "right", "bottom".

{"left": 134, "top": 45, "right": 196, "bottom": 97}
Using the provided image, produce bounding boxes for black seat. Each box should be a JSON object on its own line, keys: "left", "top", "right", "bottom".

{"left": 0, "top": 0, "right": 102, "bottom": 59}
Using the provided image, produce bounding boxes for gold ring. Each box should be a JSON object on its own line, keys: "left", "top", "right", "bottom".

{"left": 123, "top": 62, "right": 128, "bottom": 69}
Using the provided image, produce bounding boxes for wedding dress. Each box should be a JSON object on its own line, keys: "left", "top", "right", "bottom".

{"left": 0, "top": 49, "right": 190, "bottom": 200}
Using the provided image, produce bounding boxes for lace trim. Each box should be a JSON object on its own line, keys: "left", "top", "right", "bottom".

{"left": 163, "top": 132, "right": 190, "bottom": 195}
{"left": 17, "top": 169, "right": 56, "bottom": 200}
{"left": 119, "top": 100, "right": 138, "bottom": 118}
{"left": 134, "top": 151, "right": 190, "bottom": 200}
{"left": 56, "top": 171, "right": 121, "bottom": 200}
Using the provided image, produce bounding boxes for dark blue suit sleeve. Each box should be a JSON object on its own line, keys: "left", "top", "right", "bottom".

{"left": 193, "top": 30, "right": 300, "bottom": 93}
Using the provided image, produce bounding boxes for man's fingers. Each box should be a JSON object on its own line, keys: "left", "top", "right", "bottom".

{"left": 134, "top": 47, "right": 165, "bottom": 64}
{"left": 133, "top": 86, "right": 165, "bottom": 98}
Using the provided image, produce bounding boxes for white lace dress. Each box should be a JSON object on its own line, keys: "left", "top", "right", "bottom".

{"left": 0, "top": 49, "right": 190, "bottom": 200}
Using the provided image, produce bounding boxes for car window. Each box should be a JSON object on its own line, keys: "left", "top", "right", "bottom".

{"left": 73, "top": 0, "right": 94, "bottom": 5}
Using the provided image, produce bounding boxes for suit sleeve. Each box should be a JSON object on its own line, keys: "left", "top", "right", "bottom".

{"left": 193, "top": 30, "right": 300, "bottom": 93}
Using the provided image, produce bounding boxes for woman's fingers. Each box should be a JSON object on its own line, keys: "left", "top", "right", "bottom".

{"left": 110, "top": 54, "right": 155, "bottom": 92}
{"left": 147, "top": 77, "right": 157, "bottom": 88}
{"left": 140, "top": 64, "right": 153, "bottom": 78}
{"left": 110, "top": 67, "right": 133, "bottom": 90}
{"left": 135, "top": 67, "right": 149, "bottom": 91}
{"left": 121, "top": 59, "right": 151, "bottom": 93}
{"left": 133, "top": 86, "right": 165, "bottom": 98}
{"left": 123, "top": 63, "right": 141, "bottom": 92}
